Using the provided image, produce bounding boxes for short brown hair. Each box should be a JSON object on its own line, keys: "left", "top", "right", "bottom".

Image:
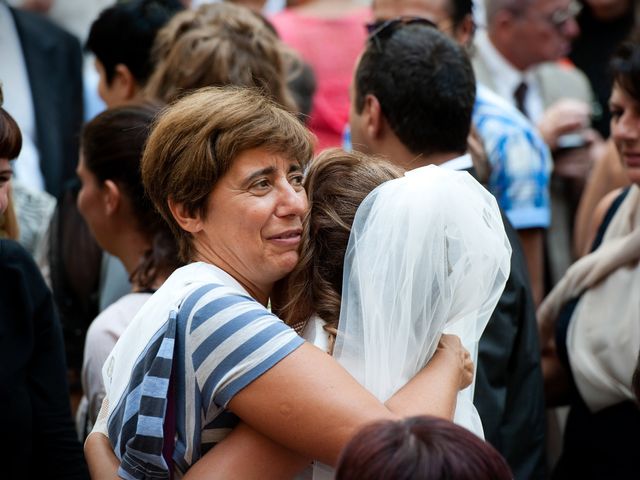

{"left": 141, "top": 86, "right": 314, "bottom": 262}
{"left": 144, "top": 2, "right": 295, "bottom": 109}
{"left": 277, "top": 149, "right": 402, "bottom": 339}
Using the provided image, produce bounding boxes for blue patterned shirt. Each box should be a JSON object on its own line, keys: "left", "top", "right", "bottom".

{"left": 473, "top": 84, "right": 552, "bottom": 230}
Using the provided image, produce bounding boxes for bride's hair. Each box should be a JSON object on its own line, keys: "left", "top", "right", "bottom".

{"left": 277, "top": 148, "right": 402, "bottom": 337}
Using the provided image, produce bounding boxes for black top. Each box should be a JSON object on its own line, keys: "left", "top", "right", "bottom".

{"left": 552, "top": 188, "right": 640, "bottom": 480}
{"left": 0, "top": 240, "right": 89, "bottom": 479}
{"left": 466, "top": 168, "right": 547, "bottom": 480}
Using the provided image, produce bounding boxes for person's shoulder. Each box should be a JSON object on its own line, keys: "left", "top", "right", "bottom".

{"left": 0, "top": 238, "right": 38, "bottom": 273}
{"left": 10, "top": 5, "right": 80, "bottom": 45}
{"left": 0, "top": 239, "right": 49, "bottom": 307}
{"left": 87, "top": 292, "right": 151, "bottom": 340}
{"left": 475, "top": 84, "right": 539, "bottom": 135}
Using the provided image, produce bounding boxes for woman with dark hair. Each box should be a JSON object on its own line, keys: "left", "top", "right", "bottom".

{"left": 335, "top": 416, "right": 512, "bottom": 480}
{"left": 538, "top": 37, "right": 640, "bottom": 479}
{"left": 75, "top": 103, "right": 183, "bottom": 437}
{"left": 0, "top": 89, "right": 89, "bottom": 479}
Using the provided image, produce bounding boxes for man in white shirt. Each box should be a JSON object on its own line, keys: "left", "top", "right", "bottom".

{"left": 349, "top": 20, "right": 546, "bottom": 479}
{"left": 474, "top": 0, "right": 596, "bottom": 286}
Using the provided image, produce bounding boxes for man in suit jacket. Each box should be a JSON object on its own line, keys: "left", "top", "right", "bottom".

{"left": 350, "top": 21, "right": 546, "bottom": 480}
{"left": 1, "top": 1, "right": 83, "bottom": 199}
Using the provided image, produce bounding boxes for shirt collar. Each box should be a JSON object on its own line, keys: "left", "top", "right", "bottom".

{"left": 438, "top": 153, "right": 473, "bottom": 171}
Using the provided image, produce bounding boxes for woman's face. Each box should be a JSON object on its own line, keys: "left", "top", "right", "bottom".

{"left": 0, "top": 158, "right": 12, "bottom": 215}
{"left": 610, "top": 83, "right": 640, "bottom": 184}
{"left": 76, "top": 154, "right": 111, "bottom": 250}
{"left": 193, "top": 147, "right": 307, "bottom": 299}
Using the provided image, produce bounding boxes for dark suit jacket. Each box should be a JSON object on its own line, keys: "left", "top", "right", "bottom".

{"left": 11, "top": 7, "right": 83, "bottom": 199}
{"left": 465, "top": 167, "right": 547, "bottom": 480}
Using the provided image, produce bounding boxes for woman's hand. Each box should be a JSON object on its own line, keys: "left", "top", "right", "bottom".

{"left": 435, "top": 333, "right": 474, "bottom": 390}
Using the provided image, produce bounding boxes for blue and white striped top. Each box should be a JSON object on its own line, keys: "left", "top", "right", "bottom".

{"left": 95, "top": 262, "right": 304, "bottom": 479}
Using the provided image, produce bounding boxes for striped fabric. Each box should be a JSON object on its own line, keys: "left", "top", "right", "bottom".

{"left": 100, "top": 263, "right": 304, "bottom": 479}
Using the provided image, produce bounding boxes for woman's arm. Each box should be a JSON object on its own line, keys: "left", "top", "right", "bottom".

{"left": 184, "top": 334, "right": 471, "bottom": 479}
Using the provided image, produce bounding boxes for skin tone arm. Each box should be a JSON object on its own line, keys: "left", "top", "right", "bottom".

{"left": 184, "top": 334, "right": 472, "bottom": 479}
{"left": 86, "top": 335, "right": 471, "bottom": 478}
{"left": 518, "top": 228, "right": 545, "bottom": 306}
{"left": 573, "top": 139, "right": 630, "bottom": 257}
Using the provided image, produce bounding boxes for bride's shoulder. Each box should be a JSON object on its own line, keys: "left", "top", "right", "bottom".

{"left": 301, "top": 314, "right": 332, "bottom": 354}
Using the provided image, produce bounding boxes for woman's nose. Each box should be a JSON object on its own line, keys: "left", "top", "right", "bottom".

{"left": 613, "top": 113, "right": 639, "bottom": 142}
{"left": 276, "top": 182, "right": 308, "bottom": 218}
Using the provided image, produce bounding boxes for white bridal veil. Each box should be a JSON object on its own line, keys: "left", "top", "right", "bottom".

{"left": 333, "top": 165, "right": 511, "bottom": 436}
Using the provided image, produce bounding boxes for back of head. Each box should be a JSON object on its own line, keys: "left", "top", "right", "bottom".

{"left": 141, "top": 86, "right": 313, "bottom": 262}
{"left": 81, "top": 102, "right": 182, "bottom": 287}
{"left": 335, "top": 416, "right": 513, "bottom": 480}
{"left": 144, "top": 2, "right": 294, "bottom": 109}
{"left": 279, "top": 149, "right": 402, "bottom": 333}
{"left": 354, "top": 22, "right": 476, "bottom": 156}
{"left": 87, "top": 0, "right": 184, "bottom": 86}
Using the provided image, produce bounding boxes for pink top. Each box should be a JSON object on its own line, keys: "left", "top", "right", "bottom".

{"left": 271, "top": 7, "right": 371, "bottom": 151}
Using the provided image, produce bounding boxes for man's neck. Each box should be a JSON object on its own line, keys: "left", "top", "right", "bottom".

{"left": 402, "top": 151, "right": 466, "bottom": 171}
{"left": 487, "top": 30, "right": 530, "bottom": 72}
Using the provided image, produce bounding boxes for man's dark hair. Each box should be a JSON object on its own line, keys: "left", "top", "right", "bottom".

{"left": 86, "top": 0, "right": 183, "bottom": 85}
{"left": 450, "top": 0, "right": 473, "bottom": 28}
{"left": 355, "top": 23, "right": 476, "bottom": 156}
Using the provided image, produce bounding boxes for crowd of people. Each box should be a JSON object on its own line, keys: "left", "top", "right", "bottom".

{"left": 1, "top": 0, "right": 638, "bottom": 479}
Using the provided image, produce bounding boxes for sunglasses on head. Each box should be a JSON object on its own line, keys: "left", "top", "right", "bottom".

{"left": 365, "top": 16, "right": 438, "bottom": 50}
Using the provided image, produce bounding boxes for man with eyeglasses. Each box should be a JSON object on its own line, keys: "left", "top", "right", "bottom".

{"left": 474, "top": 0, "right": 592, "bottom": 145}
{"left": 475, "top": 0, "right": 595, "bottom": 298}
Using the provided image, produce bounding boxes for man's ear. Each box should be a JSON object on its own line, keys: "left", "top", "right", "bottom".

{"left": 455, "top": 14, "right": 476, "bottom": 47}
{"left": 363, "top": 93, "right": 384, "bottom": 140}
{"left": 168, "top": 198, "right": 203, "bottom": 234}
{"left": 103, "top": 180, "right": 121, "bottom": 216}
{"left": 112, "top": 63, "right": 138, "bottom": 102}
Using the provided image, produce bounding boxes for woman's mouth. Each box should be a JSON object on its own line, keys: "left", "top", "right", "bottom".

{"left": 623, "top": 151, "right": 640, "bottom": 168}
{"left": 267, "top": 229, "right": 302, "bottom": 246}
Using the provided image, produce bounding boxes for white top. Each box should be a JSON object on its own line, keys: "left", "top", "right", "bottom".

{"left": 474, "top": 30, "right": 545, "bottom": 123}
{"left": 78, "top": 291, "right": 152, "bottom": 434}
{"left": 0, "top": 2, "right": 44, "bottom": 191}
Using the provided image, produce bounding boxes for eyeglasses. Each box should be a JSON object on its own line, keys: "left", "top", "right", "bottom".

{"left": 531, "top": 1, "right": 582, "bottom": 31}
{"left": 365, "top": 16, "right": 438, "bottom": 51}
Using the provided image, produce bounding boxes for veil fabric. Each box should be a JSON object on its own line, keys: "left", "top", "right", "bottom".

{"left": 332, "top": 165, "right": 511, "bottom": 437}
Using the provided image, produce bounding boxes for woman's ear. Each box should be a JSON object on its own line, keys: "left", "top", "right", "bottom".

{"left": 168, "top": 198, "right": 203, "bottom": 233}
{"left": 103, "top": 180, "right": 121, "bottom": 216}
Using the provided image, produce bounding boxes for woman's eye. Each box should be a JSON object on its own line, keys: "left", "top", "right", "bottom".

{"left": 610, "top": 108, "right": 623, "bottom": 120}
{"left": 290, "top": 174, "right": 304, "bottom": 186}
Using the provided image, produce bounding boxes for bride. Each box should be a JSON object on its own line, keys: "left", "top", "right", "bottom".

{"left": 186, "top": 149, "right": 511, "bottom": 478}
